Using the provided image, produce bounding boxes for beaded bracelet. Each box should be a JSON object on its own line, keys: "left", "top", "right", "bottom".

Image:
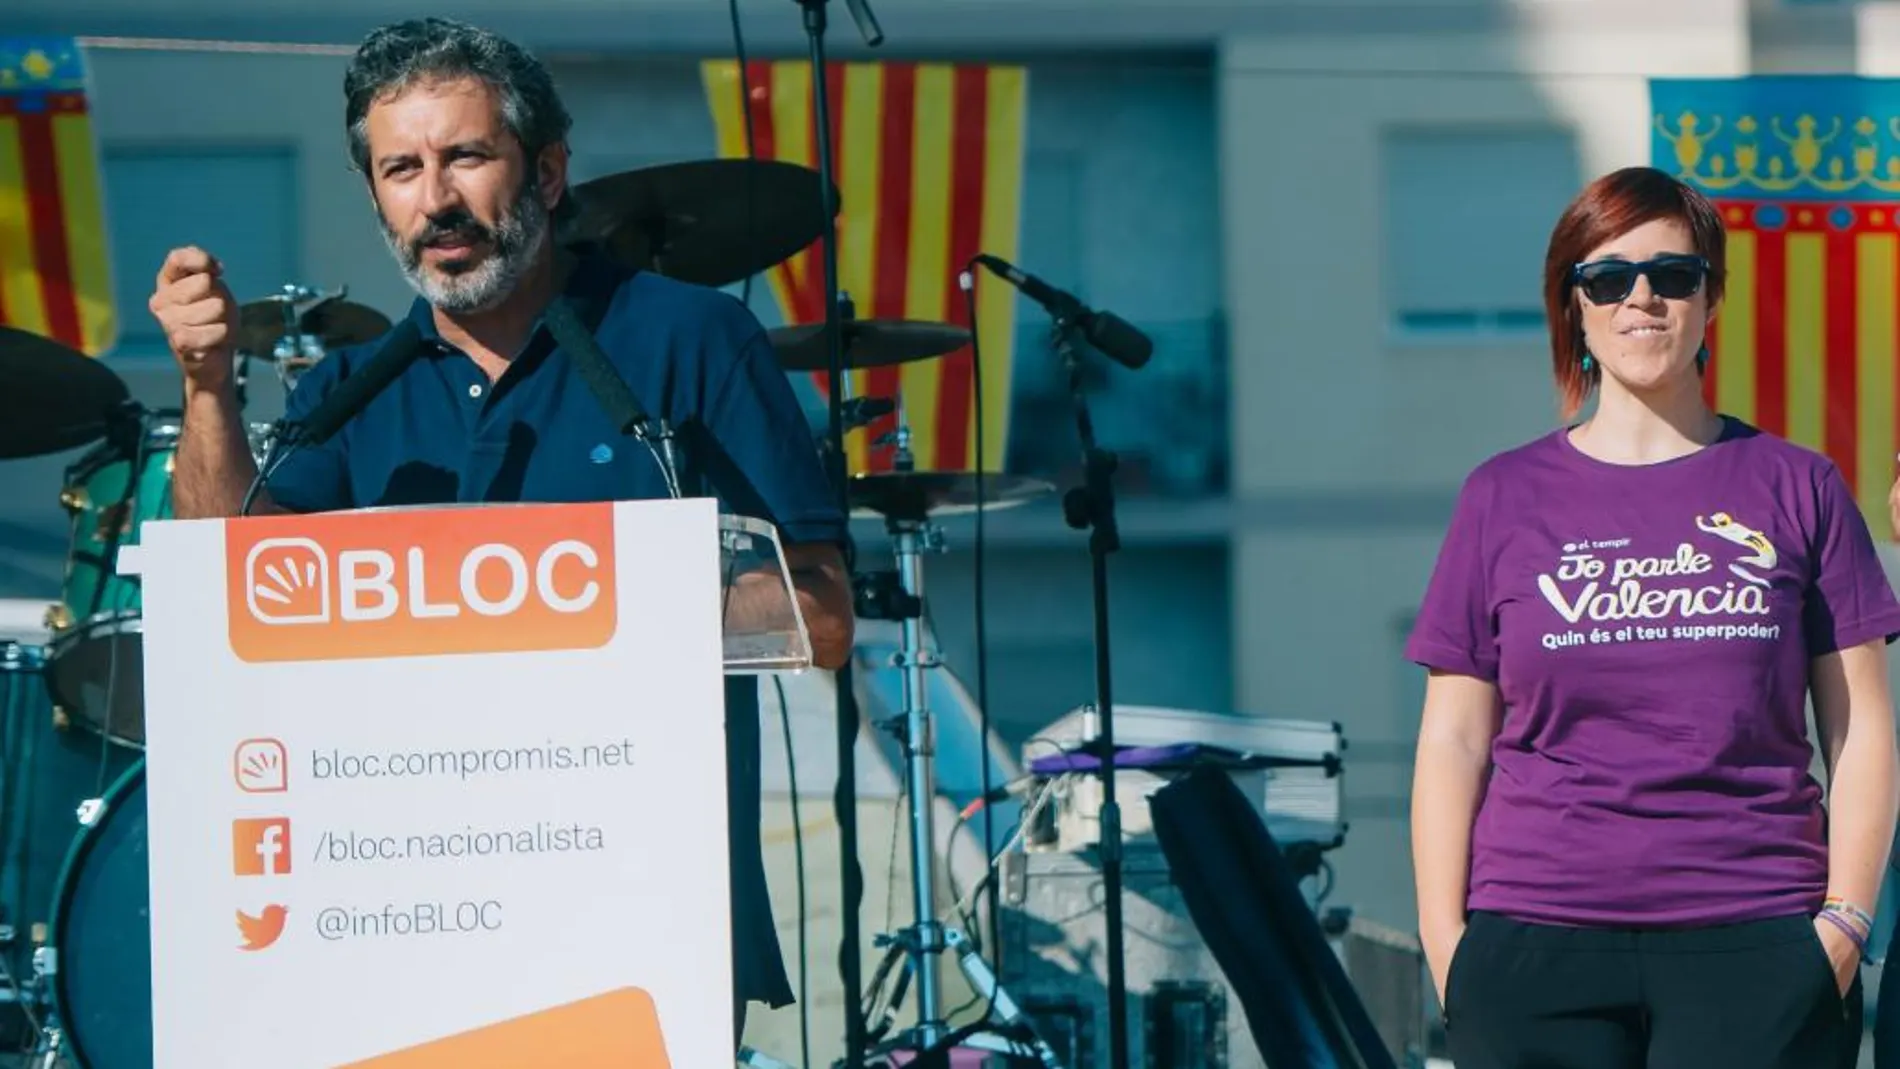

{"left": 1819, "top": 908, "right": 1871, "bottom": 954}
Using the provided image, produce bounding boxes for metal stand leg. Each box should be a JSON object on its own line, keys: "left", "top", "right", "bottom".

{"left": 943, "top": 929, "right": 1065, "bottom": 1068}
{"left": 888, "top": 517, "right": 948, "bottom": 1049}
{"left": 849, "top": 431, "right": 1066, "bottom": 1068}
{"left": 740, "top": 417, "right": 1064, "bottom": 1069}
{"left": 29, "top": 1026, "right": 63, "bottom": 1069}
{"left": 28, "top": 944, "right": 61, "bottom": 1068}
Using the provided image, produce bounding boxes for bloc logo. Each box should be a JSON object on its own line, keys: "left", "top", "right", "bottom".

{"left": 225, "top": 504, "right": 618, "bottom": 663}
{"left": 247, "top": 538, "right": 330, "bottom": 623}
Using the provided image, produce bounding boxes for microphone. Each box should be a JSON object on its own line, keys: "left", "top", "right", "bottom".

{"left": 286, "top": 318, "right": 425, "bottom": 446}
{"left": 242, "top": 318, "right": 424, "bottom": 516}
{"left": 972, "top": 253, "right": 1153, "bottom": 370}
{"left": 541, "top": 295, "right": 681, "bottom": 498}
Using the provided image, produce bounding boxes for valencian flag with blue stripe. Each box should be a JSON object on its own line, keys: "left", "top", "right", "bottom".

{"left": 0, "top": 37, "right": 115, "bottom": 355}
{"left": 701, "top": 60, "right": 1027, "bottom": 475}
{"left": 1654, "top": 75, "right": 1900, "bottom": 540}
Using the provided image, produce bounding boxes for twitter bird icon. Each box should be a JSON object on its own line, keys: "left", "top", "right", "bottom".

{"left": 238, "top": 905, "right": 288, "bottom": 951}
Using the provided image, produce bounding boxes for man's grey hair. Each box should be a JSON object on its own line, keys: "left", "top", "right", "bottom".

{"left": 343, "top": 18, "right": 575, "bottom": 220}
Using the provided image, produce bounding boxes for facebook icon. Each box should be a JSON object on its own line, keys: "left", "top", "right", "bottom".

{"left": 233, "top": 818, "right": 292, "bottom": 877}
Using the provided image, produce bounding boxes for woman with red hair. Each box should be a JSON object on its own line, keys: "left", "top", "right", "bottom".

{"left": 1407, "top": 165, "right": 1900, "bottom": 1067}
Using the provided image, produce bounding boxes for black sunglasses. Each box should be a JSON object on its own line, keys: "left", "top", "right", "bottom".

{"left": 1571, "top": 255, "right": 1709, "bottom": 305}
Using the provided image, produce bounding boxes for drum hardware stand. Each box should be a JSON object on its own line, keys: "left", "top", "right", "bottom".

{"left": 786, "top": 0, "right": 880, "bottom": 1057}
{"left": 25, "top": 948, "right": 61, "bottom": 1069}
{"left": 98, "top": 398, "right": 148, "bottom": 465}
{"left": 843, "top": 424, "right": 1065, "bottom": 1069}
{"left": 255, "top": 283, "right": 342, "bottom": 396}
{"left": 20, "top": 788, "right": 108, "bottom": 1066}
{"left": 234, "top": 351, "right": 253, "bottom": 409}
{"left": 27, "top": 1027, "right": 64, "bottom": 1069}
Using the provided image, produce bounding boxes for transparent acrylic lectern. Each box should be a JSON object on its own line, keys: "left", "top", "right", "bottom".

{"left": 717, "top": 513, "right": 814, "bottom": 673}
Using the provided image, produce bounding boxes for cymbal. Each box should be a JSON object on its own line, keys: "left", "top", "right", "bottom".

{"left": 0, "top": 326, "right": 130, "bottom": 459}
{"left": 848, "top": 471, "right": 1055, "bottom": 521}
{"left": 771, "top": 319, "right": 971, "bottom": 372}
{"left": 235, "top": 293, "right": 393, "bottom": 357}
{"left": 564, "top": 159, "right": 836, "bottom": 288}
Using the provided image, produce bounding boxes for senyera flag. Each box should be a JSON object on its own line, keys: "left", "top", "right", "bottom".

{"left": 0, "top": 36, "right": 115, "bottom": 356}
{"left": 1654, "top": 75, "right": 1900, "bottom": 540}
{"left": 702, "top": 59, "right": 1027, "bottom": 475}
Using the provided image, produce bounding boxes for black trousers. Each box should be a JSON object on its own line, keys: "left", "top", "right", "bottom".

{"left": 1878, "top": 965, "right": 1900, "bottom": 1069}
{"left": 1446, "top": 910, "right": 1863, "bottom": 1069}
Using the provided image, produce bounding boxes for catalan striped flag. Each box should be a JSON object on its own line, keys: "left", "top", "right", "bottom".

{"left": 701, "top": 60, "right": 1027, "bottom": 474}
{"left": 0, "top": 37, "right": 114, "bottom": 356}
{"left": 1653, "top": 76, "right": 1900, "bottom": 539}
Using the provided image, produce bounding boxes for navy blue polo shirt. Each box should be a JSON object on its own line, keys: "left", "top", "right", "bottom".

{"left": 266, "top": 249, "right": 846, "bottom": 1009}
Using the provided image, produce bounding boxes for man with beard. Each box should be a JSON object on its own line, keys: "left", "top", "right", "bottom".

{"left": 147, "top": 16, "right": 854, "bottom": 1047}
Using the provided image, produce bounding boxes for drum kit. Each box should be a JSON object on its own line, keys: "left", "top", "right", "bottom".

{"left": 0, "top": 155, "right": 1063, "bottom": 1068}
{"left": 0, "top": 296, "right": 395, "bottom": 1068}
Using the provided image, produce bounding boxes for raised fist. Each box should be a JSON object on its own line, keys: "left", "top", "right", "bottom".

{"left": 149, "top": 245, "right": 238, "bottom": 392}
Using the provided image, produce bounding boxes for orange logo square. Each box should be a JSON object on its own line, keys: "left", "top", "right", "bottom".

{"left": 225, "top": 503, "right": 618, "bottom": 663}
{"left": 233, "top": 817, "right": 292, "bottom": 876}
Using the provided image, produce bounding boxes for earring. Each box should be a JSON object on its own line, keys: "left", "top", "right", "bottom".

{"left": 1695, "top": 344, "right": 1709, "bottom": 370}
{"left": 1581, "top": 353, "right": 1595, "bottom": 373}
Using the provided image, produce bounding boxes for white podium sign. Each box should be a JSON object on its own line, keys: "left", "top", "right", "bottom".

{"left": 133, "top": 498, "right": 731, "bottom": 1068}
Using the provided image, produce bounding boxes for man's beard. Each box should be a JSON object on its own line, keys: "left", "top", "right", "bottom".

{"left": 381, "top": 181, "right": 549, "bottom": 315}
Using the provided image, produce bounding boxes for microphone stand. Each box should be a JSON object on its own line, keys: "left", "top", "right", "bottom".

{"left": 1051, "top": 307, "right": 1131, "bottom": 1069}
{"left": 788, "top": 0, "right": 879, "bottom": 1064}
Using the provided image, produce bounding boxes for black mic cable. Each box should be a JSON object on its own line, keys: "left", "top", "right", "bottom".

{"left": 542, "top": 296, "right": 682, "bottom": 499}
{"left": 241, "top": 317, "right": 427, "bottom": 516}
{"left": 956, "top": 257, "right": 1001, "bottom": 1031}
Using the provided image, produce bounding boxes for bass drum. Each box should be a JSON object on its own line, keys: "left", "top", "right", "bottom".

{"left": 0, "top": 641, "right": 139, "bottom": 1051}
{"left": 46, "top": 759, "right": 149, "bottom": 1069}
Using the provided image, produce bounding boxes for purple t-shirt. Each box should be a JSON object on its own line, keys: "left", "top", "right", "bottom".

{"left": 1406, "top": 417, "right": 1900, "bottom": 927}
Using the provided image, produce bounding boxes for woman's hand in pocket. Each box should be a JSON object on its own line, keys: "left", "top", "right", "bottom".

{"left": 1426, "top": 922, "right": 1468, "bottom": 1008}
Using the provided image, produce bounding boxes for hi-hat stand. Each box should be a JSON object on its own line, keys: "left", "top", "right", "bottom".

{"left": 777, "top": 3, "right": 1065, "bottom": 1065}
{"left": 849, "top": 421, "right": 1063, "bottom": 1069}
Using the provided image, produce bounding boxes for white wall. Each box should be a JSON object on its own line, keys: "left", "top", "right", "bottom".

{"left": 1218, "top": 0, "right": 1753, "bottom": 932}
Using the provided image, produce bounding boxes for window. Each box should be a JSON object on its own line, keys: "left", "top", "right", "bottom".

{"left": 101, "top": 145, "right": 299, "bottom": 359}
{"left": 1381, "top": 127, "right": 1579, "bottom": 338}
